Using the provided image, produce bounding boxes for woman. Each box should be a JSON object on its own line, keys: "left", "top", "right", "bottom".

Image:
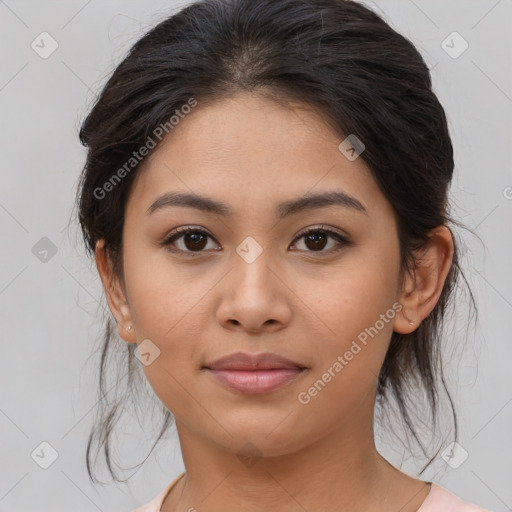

{"left": 76, "top": 0, "right": 492, "bottom": 510}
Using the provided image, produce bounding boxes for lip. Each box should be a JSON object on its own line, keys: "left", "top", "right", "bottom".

{"left": 204, "top": 351, "right": 307, "bottom": 371}
{"left": 203, "top": 352, "right": 308, "bottom": 394}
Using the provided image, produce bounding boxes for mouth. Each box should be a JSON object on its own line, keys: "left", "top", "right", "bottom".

{"left": 202, "top": 352, "right": 308, "bottom": 394}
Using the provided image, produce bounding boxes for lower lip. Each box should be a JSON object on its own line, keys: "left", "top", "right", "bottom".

{"left": 206, "top": 368, "right": 306, "bottom": 394}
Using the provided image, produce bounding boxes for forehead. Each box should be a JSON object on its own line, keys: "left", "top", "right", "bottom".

{"left": 126, "top": 92, "right": 386, "bottom": 219}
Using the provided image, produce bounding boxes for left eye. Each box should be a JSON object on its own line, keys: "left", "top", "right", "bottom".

{"left": 162, "top": 226, "right": 350, "bottom": 255}
{"left": 291, "top": 227, "right": 350, "bottom": 253}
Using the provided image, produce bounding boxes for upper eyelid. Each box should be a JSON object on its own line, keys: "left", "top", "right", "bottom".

{"left": 294, "top": 225, "right": 349, "bottom": 240}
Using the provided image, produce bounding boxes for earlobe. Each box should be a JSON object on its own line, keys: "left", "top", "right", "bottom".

{"left": 393, "top": 268, "right": 419, "bottom": 334}
{"left": 393, "top": 226, "right": 454, "bottom": 334}
{"left": 95, "top": 239, "right": 136, "bottom": 344}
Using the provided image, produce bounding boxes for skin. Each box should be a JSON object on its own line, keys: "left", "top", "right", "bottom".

{"left": 95, "top": 91, "right": 454, "bottom": 512}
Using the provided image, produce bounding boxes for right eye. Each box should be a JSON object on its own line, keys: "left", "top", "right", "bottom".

{"left": 162, "top": 226, "right": 220, "bottom": 255}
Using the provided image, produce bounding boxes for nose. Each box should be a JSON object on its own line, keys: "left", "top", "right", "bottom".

{"left": 216, "top": 251, "right": 292, "bottom": 334}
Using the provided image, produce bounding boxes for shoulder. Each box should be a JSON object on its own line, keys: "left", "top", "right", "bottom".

{"left": 418, "top": 482, "right": 494, "bottom": 512}
{"left": 130, "top": 484, "right": 170, "bottom": 512}
{"left": 130, "top": 472, "right": 186, "bottom": 512}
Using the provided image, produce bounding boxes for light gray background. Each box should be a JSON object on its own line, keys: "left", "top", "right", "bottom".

{"left": 0, "top": 1, "right": 511, "bottom": 511}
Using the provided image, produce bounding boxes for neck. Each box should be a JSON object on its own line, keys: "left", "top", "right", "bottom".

{"left": 163, "top": 391, "right": 430, "bottom": 512}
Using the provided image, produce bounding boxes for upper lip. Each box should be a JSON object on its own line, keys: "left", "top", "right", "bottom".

{"left": 204, "top": 352, "right": 307, "bottom": 371}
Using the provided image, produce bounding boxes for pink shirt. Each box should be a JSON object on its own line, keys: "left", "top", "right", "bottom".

{"left": 132, "top": 473, "right": 493, "bottom": 512}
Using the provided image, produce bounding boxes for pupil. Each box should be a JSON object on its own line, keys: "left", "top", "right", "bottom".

{"left": 306, "top": 232, "right": 326, "bottom": 250}
{"left": 186, "top": 232, "right": 206, "bottom": 250}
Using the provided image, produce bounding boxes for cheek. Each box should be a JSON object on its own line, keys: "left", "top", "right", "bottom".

{"left": 122, "top": 247, "right": 233, "bottom": 405}
{"left": 123, "top": 237, "right": 207, "bottom": 337}
{"left": 291, "top": 270, "right": 399, "bottom": 437}
{"left": 308, "top": 245, "right": 400, "bottom": 376}
{"left": 319, "top": 252, "right": 398, "bottom": 330}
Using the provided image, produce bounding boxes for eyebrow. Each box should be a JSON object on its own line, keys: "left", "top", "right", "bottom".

{"left": 147, "top": 190, "right": 367, "bottom": 219}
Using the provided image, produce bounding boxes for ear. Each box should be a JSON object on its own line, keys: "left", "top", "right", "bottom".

{"left": 394, "top": 226, "right": 454, "bottom": 334}
{"left": 95, "top": 239, "right": 136, "bottom": 344}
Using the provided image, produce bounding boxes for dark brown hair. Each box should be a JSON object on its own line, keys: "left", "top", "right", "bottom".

{"left": 75, "top": 0, "right": 475, "bottom": 484}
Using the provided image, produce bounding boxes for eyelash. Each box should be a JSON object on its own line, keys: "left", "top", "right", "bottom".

{"left": 161, "top": 225, "right": 351, "bottom": 257}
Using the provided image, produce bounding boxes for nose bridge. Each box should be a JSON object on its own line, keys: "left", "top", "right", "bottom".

{"left": 231, "top": 234, "right": 276, "bottom": 294}
{"left": 235, "top": 233, "right": 267, "bottom": 265}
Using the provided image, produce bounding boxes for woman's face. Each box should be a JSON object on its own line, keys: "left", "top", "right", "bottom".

{"left": 111, "top": 91, "right": 405, "bottom": 457}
